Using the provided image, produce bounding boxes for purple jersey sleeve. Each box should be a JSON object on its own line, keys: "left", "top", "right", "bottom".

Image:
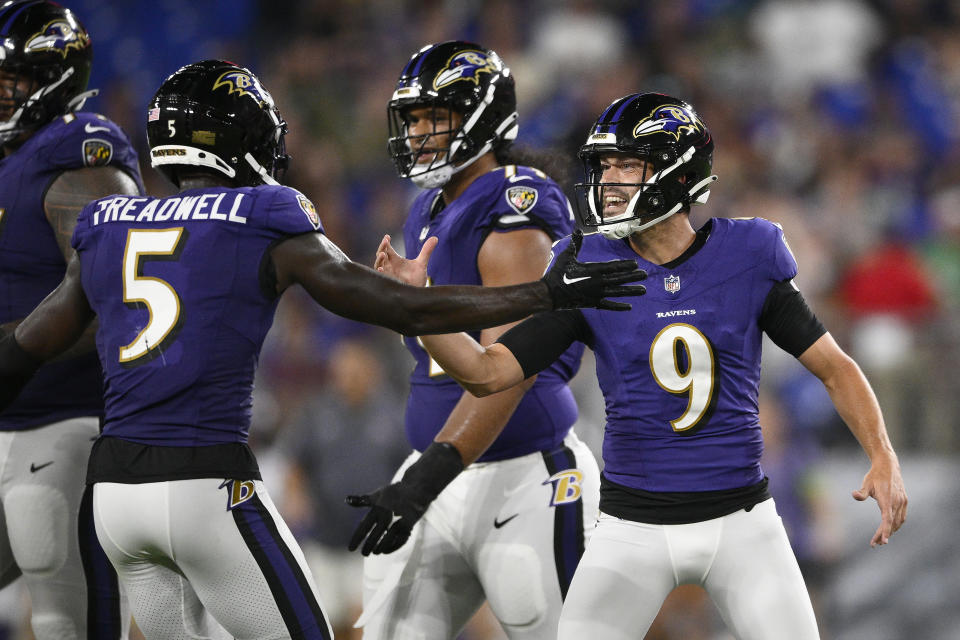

{"left": 259, "top": 186, "right": 323, "bottom": 235}
{"left": 770, "top": 222, "right": 799, "bottom": 282}
{"left": 46, "top": 112, "right": 144, "bottom": 183}
{"left": 486, "top": 167, "right": 574, "bottom": 238}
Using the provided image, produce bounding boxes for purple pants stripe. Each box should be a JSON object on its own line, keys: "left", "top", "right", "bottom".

{"left": 79, "top": 484, "right": 123, "bottom": 639}
{"left": 232, "top": 493, "right": 332, "bottom": 640}
{"left": 542, "top": 444, "right": 586, "bottom": 599}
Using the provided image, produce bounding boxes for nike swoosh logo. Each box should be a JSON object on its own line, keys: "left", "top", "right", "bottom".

{"left": 493, "top": 514, "right": 519, "bottom": 529}
{"left": 85, "top": 123, "right": 110, "bottom": 133}
{"left": 30, "top": 461, "right": 54, "bottom": 473}
{"left": 508, "top": 175, "right": 532, "bottom": 182}
{"left": 562, "top": 274, "right": 590, "bottom": 285}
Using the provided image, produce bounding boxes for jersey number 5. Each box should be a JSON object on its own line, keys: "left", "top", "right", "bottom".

{"left": 119, "top": 228, "right": 187, "bottom": 366}
{"left": 649, "top": 323, "right": 718, "bottom": 433}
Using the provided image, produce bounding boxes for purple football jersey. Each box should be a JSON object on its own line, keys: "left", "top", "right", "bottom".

{"left": 71, "top": 185, "right": 323, "bottom": 446}
{"left": 402, "top": 165, "right": 584, "bottom": 460}
{"left": 555, "top": 217, "right": 798, "bottom": 492}
{"left": 0, "top": 112, "right": 143, "bottom": 430}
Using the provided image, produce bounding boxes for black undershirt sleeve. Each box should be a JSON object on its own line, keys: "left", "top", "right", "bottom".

{"left": 496, "top": 309, "right": 589, "bottom": 379}
{"left": 499, "top": 281, "right": 823, "bottom": 377}
{"left": 759, "top": 280, "right": 827, "bottom": 358}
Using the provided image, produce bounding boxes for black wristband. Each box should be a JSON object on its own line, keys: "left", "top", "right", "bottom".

{"left": 402, "top": 441, "right": 465, "bottom": 501}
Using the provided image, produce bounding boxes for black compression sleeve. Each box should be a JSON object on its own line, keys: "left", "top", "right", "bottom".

{"left": 496, "top": 310, "right": 588, "bottom": 379}
{"left": 759, "top": 280, "right": 827, "bottom": 357}
{"left": 402, "top": 441, "right": 464, "bottom": 500}
{"left": 0, "top": 333, "right": 42, "bottom": 411}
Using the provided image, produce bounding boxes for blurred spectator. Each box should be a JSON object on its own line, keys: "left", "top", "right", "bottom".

{"left": 750, "top": 0, "right": 883, "bottom": 102}
{"left": 835, "top": 238, "right": 941, "bottom": 450}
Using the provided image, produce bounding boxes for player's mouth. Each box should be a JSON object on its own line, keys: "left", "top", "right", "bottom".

{"left": 602, "top": 189, "right": 632, "bottom": 216}
{"left": 414, "top": 148, "right": 445, "bottom": 165}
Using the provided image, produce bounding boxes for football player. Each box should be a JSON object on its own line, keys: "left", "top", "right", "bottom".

{"left": 349, "top": 40, "right": 602, "bottom": 640}
{"left": 352, "top": 92, "right": 908, "bottom": 640}
{"left": 0, "top": 59, "right": 645, "bottom": 639}
{"left": 0, "top": 1, "right": 143, "bottom": 637}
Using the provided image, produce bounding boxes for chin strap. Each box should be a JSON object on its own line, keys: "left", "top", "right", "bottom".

{"left": 67, "top": 88, "right": 99, "bottom": 112}
{"left": 244, "top": 152, "right": 280, "bottom": 186}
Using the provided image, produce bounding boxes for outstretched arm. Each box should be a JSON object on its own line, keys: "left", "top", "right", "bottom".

{"left": 271, "top": 229, "right": 646, "bottom": 336}
{"left": 798, "top": 332, "right": 908, "bottom": 547}
{"left": 373, "top": 231, "right": 534, "bottom": 397}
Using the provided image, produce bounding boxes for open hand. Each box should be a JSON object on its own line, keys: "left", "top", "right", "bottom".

{"left": 852, "top": 458, "right": 908, "bottom": 547}
{"left": 375, "top": 234, "right": 435, "bottom": 287}
{"left": 543, "top": 229, "right": 647, "bottom": 311}
{"left": 346, "top": 482, "right": 428, "bottom": 556}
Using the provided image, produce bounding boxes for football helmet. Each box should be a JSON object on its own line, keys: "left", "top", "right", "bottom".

{"left": 146, "top": 59, "right": 289, "bottom": 187}
{"left": 387, "top": 40, "right": 518, "bottom": 188}
{"left": 0, "top": 0, "right": 94, "bottom": 145}
{"left": 574, "top": 93, "right": 716, "bottom": 239}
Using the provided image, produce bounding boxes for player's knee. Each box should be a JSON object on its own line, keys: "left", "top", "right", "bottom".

{"left": 482, "top": 545, "right": 548, "bottom": 627}
{"left": 5, "top": 485, "right": 70, "bottom": 574}
{"left": 30, "top": 612, "right": 80, "bottom": 640}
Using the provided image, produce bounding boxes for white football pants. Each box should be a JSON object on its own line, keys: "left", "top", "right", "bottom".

{"left": 94, "top": 477, "right": 333, "bottom": 640}
{"left": 558, "top": 498, "right": 820, "bottom": 640}
{"left": 359, "top": 431, "right": 600, "bottom": 640}
{"left": 0, "top": 417, "right": 128, "bottom": 639}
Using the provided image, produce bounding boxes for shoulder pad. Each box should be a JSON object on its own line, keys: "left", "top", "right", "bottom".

{"left": 258, "top": 185, "right": 323, "bottom": 234}
{"left": 488, "top": 166, "right": 573, "bottom": 236}
{"left": 42, "top": 112, "right": 137, "bottom": 170}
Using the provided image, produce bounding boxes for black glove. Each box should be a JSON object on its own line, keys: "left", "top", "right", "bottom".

{"left": 346, "top": 441, "right": 464, "bottom": 556}
{"left": 0, "top": 332, "right": 41, "bottom": 412}
{"left": 542, "top": 229, "right": 647, "bottom": 311}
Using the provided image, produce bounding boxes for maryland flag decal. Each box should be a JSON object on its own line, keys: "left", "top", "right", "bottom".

{"left": 506, "top": 185, "right": 538, "bottom": 215}
{"left": 83, "top": 139, "right": 113, "bottom": 167}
